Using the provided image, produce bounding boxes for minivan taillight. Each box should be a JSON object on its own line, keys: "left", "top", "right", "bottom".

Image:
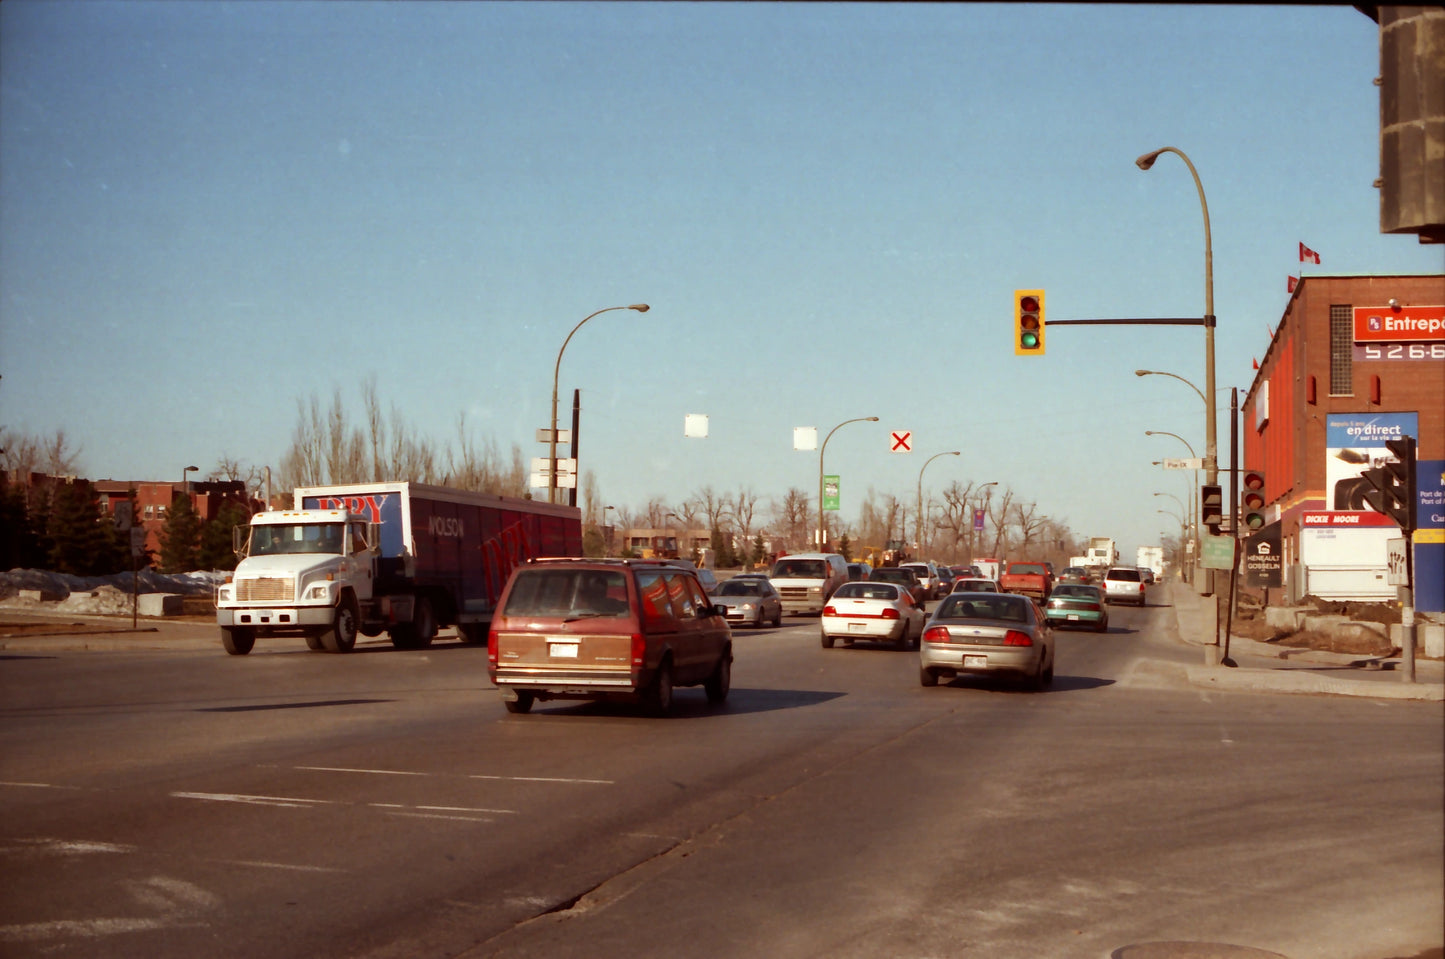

{"left": 487, "top": 629, "right": 499, "bottom": 669}
{"left": 630, "top": 633, "right": 646, "bottom": 667}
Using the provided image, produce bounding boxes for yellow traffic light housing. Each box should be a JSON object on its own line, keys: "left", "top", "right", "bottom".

{"left": 1015, "top": 289, "right": 1045, "bottom": 355}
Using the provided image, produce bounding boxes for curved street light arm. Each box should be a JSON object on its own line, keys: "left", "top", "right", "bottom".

{"left": 817, "top": 416, "right": 878, "bottom": 552}
{"left": 550, "top": 304, "right": 650, "bottom": 504}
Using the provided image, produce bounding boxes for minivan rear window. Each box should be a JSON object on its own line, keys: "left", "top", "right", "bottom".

{"left": 501, "top": 569, "right": 629, "bottom": 618}
{"left": 1107, "top": 569, "right": 1141, "bottom": 582}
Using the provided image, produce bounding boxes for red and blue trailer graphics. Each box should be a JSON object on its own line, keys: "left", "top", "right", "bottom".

{"left": 296, "top": 482, "right": 581, "bottom": 639}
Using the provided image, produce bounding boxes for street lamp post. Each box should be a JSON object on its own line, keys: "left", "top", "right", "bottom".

{"left": 916, "top": 451, "right": 961, "bottom": 556}
{"left": 1135, "top": 147, "right": 1216, "bottom": 489}
{"left": 604, "top": 505, "right": 616, "bottom": 557}
{"left": 181, "top": 465, "right": 198, "bottom": 497}
{"left": 549, "top": 304, "right": 650, "bottom": 504}
{"left": 818, "top": 416, "right": 878, "bottom": 553}
{"left": 1146, "top": 428, "right": 1201, "bottom": 574}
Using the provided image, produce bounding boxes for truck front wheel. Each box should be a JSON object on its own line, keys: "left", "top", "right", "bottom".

{"left": 320, "top": 597, "right": 359, "bottom": 653}
{"left": 221, "top": 626, "right": 255, "bottom": 656}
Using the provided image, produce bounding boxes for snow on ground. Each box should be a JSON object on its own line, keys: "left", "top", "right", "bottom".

{"left": 0, "top": 568, "right": 224, "bottom": 616}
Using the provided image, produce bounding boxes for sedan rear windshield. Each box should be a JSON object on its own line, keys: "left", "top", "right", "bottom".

{"left": 771, "top": 559, "right": 829, "bottom": 578}
{"left": 1052, "top": 585, "right": 1099, "bottom": 599}
{"left": 936, "top": 594, "right": 1029, "bottom": 623}
{"left": 716, "top": 580, "right": 764, "bottom": 597}
{"left": 834, "top": 583, "right": 900, "bottom": 601}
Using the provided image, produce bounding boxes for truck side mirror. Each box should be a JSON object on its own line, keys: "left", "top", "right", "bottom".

{"left": 368, "top": 522, "right": 381, "bottom": 554}
{"left": 232, "top": 524, "right": 248, "bottom": 557}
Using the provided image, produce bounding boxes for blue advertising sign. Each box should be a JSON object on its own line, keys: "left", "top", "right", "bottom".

{"left": 1414, "top": 459, "right": 1444, "bottom": 613}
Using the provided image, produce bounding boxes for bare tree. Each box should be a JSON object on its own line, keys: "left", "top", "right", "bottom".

{"left": 986, "top": 487, "right": 1014, "bottom": 557}
{"left": 1011, "top": 500, "right": 1050, "bottom": 556}
{"left": 732, "top": 486, "right": 758, "bottom": 543}
{"left": 41, "top": 429, "right": 82, "bottom": 476}
{"left": 694, "top": 485, "right": 730, "bottom": 532}
{"left": 773, "top": 487, "right": 811, "bottom": 553}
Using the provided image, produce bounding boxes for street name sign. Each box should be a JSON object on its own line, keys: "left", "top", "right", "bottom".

{"left": 1163, "top": 457, "right": 1204, "bottom": 470}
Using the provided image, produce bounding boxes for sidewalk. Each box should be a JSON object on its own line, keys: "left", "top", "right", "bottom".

{"left": 1167, "top": 581, "right": 1445, "bottom": 701}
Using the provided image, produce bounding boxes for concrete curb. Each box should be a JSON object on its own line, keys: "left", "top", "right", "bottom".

{"left": 1184, "top": 664, "right": 1445, "bottom": 701}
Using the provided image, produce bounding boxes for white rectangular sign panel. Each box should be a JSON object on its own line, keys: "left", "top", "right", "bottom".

{"left": 529, "top": 472, "right": 577, "bottom": 489}
{"left": 535, "top": 428, "right": 572, "bottom": 444}
{"left": 1162, "top": 457, "right": 1203, "bottom": 470}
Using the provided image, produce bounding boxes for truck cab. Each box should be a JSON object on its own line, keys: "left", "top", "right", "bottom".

{"left": 215, "top": 509, "right": 377, "bottom": 655}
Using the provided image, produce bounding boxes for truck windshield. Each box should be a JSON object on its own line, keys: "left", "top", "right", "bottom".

{"left": 771, "top": 560, "right": 827, "bottom": 578}
{"left": 250, "top": 524, "right": 345, "bottom": 556}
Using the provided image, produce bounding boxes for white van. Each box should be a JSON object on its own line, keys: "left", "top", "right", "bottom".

{"left": 768, "top": 552, "right": 850, "bottom": 615}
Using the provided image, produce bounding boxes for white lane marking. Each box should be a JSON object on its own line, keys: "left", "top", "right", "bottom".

{"left": 469, "top": 774, "right": 613, "bottom": 784}
{"left": 0, "top": 917, "right": 172, "bottom": 942}
{"left": 210, "top": 859, "right": 345, "bottom": 873}
{"left": 285, "top": 766, "right": 613, "bottom": 785}
{"left": 171, "top": 792, "right": 331, "bottom": 808}
{"left": 171, "top": 792, "right": 517, "bottom": 816}
{"left": 0, "top": 781, "right": 83, "bottom": 790}
{"left": 414, "top": 805, "right": 517, "bottom": 814}
{"left": 384, "top": 812, "right": 495, "bottom": 823}
{"left": 294, "top": 766, "right": 426, "bottom": 776}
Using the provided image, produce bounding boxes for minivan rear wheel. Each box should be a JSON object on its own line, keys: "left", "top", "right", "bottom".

{"left": 645, "top": 660, "right": 674, "bottom": 715}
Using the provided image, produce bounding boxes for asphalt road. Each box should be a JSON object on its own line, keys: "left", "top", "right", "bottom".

{"left": 1, "top": 594, "right": 1441, "bottom": 959}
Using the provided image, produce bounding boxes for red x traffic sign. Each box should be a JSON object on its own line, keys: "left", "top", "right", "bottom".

{"left": 890, "top": 430, "right": 912, "bottom": 452}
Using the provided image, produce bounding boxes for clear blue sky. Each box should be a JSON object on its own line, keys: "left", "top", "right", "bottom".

{"left": 3, "top": 2, "right": 1440, "bottom": 559}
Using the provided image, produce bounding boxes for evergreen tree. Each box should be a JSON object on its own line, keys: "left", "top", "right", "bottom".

{"left": 0, "top": 476, "right": 43, "bottom": 571}
{"left": 159, "top": 492, "right": 201, "bottom": 573}
{"left": 199, "top": 501, "right": 248, "bottom": 571}
{"left": 45, "top": 482, "right": 113, "bottom": 575}
{"left": 582, "top": 524, "right": 605, "bottom": 558}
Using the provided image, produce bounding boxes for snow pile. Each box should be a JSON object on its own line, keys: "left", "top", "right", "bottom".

{"left": 0, "top": 568, "right": 225, "bottom": 615}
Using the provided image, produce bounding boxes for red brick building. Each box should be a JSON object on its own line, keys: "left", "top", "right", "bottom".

{"left": 92, "top": 479, "right": 259, "bottom": 559}
{"left": 1241, "top": 273, "right": 1444, "bottom": 609}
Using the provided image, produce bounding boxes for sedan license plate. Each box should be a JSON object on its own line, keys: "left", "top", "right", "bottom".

{"left": 964, "top": 655, "right": 987, "bottom": 668}
{"left": 848, "top": 622, "right": 866, "bottom": 632}
{"left": 549, "top": 642, "right": 579, "bottom": 659}
{"left": 1067, "top": 613, "right": 1079, "bottom": 621}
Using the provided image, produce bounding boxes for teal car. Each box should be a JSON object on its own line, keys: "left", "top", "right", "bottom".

{"left": 1044, "top": 584, "right": 1109, "bottom": 633}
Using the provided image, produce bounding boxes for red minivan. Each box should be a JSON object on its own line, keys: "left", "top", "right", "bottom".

{"left": 488, "top": 558, "right": 732, "bottom": 715}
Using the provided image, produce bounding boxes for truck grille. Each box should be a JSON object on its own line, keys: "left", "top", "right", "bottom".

{"left": 778, "top": 587, "right": 813, "bottom": 599}
{"left": 236, "top": 577, "right": 294, "bottom": 603}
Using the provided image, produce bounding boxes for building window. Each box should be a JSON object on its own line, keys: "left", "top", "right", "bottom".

{"left": 1329, "top": 304, "right": 1353, "bottom": 396}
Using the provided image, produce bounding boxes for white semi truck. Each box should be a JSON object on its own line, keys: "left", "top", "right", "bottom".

{"left": 215, "top": 482, "right": 580, "bottom": 655}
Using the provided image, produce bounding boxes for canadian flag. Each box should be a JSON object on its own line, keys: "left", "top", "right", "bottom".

{"left": 1252, "top": 358, "right": 1260, "bottom": 370}
{"left": 1287, "top": 276, "right": 1298, "bottom": 293}
{"left": 1299, "top": 242, "right": 1320, "bottom": 264}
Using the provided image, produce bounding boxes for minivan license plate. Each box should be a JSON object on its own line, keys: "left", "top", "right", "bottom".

{"left": 550, "top": 642, "right": 579, "bottom": 658}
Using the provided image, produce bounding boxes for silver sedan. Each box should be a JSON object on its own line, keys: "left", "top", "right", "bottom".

{"left": 712, "top": 577, "right": 783, "bottom": 629}
{"left": 919, "top": 592, "right": 1054, "bottom": 690}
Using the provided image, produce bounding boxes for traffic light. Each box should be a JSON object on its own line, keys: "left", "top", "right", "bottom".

{"left": 1014, "top": 289, "right": 1045, "bottom": 355}
{"left": 1362, "top": 436, "right": 1417, "bottom": 532}
{"left": 1241, "top": 470, "right": 1267, "bottom": 532}
{"left": 1200, "top": 484, "right": 1224, "bottom": 534}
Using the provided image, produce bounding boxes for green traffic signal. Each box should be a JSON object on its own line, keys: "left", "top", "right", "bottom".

{"left": 1014, "top": 289, "right": 1045, "bottom": 355}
